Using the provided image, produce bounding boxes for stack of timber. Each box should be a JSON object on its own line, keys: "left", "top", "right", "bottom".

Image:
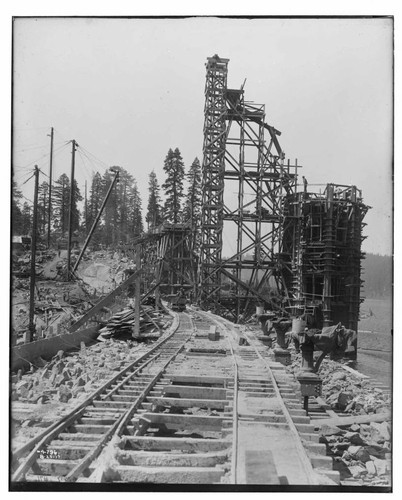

{"left": 98, "top": 305, "right": 169, "bottom": 340}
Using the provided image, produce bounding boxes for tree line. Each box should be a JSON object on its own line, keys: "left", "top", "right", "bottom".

{"left": 361, "top": 253, "right": 392, "bottom": 299}
{"left": 12, "top": 148, "right": 202, "bottom": 249}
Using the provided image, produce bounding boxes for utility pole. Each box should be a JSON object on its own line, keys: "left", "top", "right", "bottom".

{"left": 28, "top": 166, "right": 39, "bottom": 342}
{"left": 67, "top": 140, "right": 77, "bottom": 280}
{"left": 47, "top": 127, "right": 54, "bottom": 248}
{"left": 134, "top": 246, "right": 141, "bottom": 338}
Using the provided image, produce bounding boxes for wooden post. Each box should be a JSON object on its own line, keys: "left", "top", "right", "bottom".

{"left": 47, "top": 127, "right": 54, "bottom": 248}
{"left": 28, "top": 166, "right": 39, "bottom": 342}
{"left": 67, "top": 140, "right": 77, "bottom": 280}
{"left": 133, "top": 246, "right": 141, "bottom": 338}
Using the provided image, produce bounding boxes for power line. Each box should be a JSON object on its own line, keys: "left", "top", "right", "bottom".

{"left": 76, "top": 149, "right": 95, "bottom": 181}
{"left": 16, "top": 141, "right": 70, "bottom": 170}
{"left": 20, "top": 194, "right": 34, "bottom": 205}
{"left": 78, "top": 145, "right": 110, "bottom": 171}
{"left": 15, "top": 140, "right": 66, "bottom": 154}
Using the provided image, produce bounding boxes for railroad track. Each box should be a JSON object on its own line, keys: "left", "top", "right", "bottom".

{"left": 11, "top": 311, "right": 186, "bottom": 482}
{"left": 195, "top": 312, "right": 340, "bottom": 486}
{"left": 12, "top": 309, "right": 341, "bottom": 485}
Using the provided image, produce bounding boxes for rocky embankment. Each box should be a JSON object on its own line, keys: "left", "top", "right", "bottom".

{"left": 11, "top": 339, "right": 150, "bottom": 451}
{"left": 288, "top": 354, "right": 391, "bottom": 487}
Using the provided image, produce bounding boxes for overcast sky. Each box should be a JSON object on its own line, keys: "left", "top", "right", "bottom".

{"left": 12, "top": 17, "right": 393, "bottom": 255}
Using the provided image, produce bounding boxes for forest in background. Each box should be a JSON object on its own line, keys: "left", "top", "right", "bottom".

{"left": 361, "top": 253, "right": 392, "bottom": 299}
{"left": 12, "top": 147, "right": 202, "bottom": 249}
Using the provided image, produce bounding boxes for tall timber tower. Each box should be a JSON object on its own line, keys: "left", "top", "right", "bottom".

{"left": 199, "top": 55, "right": 229, "bottom": 313}
{"left": 199, "top": 55, "right": 298, "bottom": 321}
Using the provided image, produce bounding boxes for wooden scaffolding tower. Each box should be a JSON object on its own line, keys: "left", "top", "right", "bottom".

{"left": 199, "top": 55, "right": 298, "bottom": 321}
{"left": 282, "top": 183, "right": 369, "bottom": 332}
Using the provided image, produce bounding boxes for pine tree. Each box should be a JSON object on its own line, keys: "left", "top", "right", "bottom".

{"left": 162, "top": 148, "right": 185, "bottom": 224}
{"left": 183, "top": 157, "right": 202, "bottom": 226}
{"left": 116, "top": 167, "right": 135, "bottom": 242}
{"left": 38, "top": 181, "right": 49, "bottom": 235}
{"left": 53, "top": 174, "right": 82, "bottom": 237}
{"left": 87, "top": 172, "right": 104, "bottom": 229}
{"left": 129, "top": 180, "right": 144, "bottom": 237}
{"left": 11, "top": 180, "right": 23, "bottom": 235}
{"left": 146, "top": 170, "right": 163, "bottom": 229}
{"left": 102, "top": 169, "right": 119, "bottom": 246}
{"left": 53, "top": 174, "right": 69, "bottom": 236}
{"left": 21, "top": 202, "right": 32, "bottom": 235}
{"left": 71, "top": 179, "right": 83, "bottom": 234}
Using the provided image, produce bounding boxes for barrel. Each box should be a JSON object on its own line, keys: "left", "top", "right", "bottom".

{"left": 256, "top": 306, "right": 264, "bottom": 316}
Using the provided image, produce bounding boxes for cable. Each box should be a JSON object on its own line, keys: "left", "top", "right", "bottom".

{"left": 15, "top": 140, "right": 67, "bottom": 154}
{"left": 21, "top": 194, "right": 34, "bottom": 205}
{"left": 78, "top": 145, "right": 110, "bottom": 171}
{"left": 16, "top": 141, "right": 70, "bottom": 170}
{"left": 76, "top": 149, "right": 95, "bottom": 181}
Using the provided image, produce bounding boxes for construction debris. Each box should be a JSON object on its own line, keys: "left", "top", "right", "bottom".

{"left": 287, "top": 353, "right": 391, "bottom": 486}
{"left": 11, "top": 339, "right": 150, "bottom": 451}
{"left": 98, "top": 305, "right": 170, "bottom": 340}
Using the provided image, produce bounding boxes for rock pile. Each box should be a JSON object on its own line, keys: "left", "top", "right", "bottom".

{"left": 318, "top": 361, "right": 391, "bottom": 416}
{"left": 320, "top": 421, "right": 391, "bottom": 486}
{"left": 287, "top": 353, "right": 391, "bottom": 486}
{"left": 11, "top": 339, "right": 148, "bottom": 449}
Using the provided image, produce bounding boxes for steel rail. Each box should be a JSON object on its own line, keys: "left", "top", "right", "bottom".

{"left": 11, "top": 312, "right": 180, "bottom": 481}
{"left": 65, "top": 318, "right": 194, "bottom": 482}
{"left": 202, "top": 312, "right": 321, "bottom": 486}
{"left": 194, "top": 310, "right": 239, "bottom": 484}
{"left": 240, "top": 328, "right": 321, "bottom": 486}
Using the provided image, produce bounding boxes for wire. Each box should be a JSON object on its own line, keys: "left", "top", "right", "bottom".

{"left": 15, "top": 140, "right": 67, "bottom": 154}
{"left": 13, "top": 170, "right": 35, "bottom": 184}
{"left": 13, "top": 126, "right": 50, "bottom": 132}
{"left": 16, "top": 141, "right": 70, "bottom": 170}
{"left": 21, "top": 194, "right": 34, "bottom": 205}
{"left": 77, "top": 149, "right": 95, "bottom": 181}
{"left": 78, "top": 145, "right": 110, "bottom": 171}
{"left": 22, "top": 172, "right": 35, "bottom": 185}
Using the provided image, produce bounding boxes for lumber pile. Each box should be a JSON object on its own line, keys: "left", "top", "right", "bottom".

{"left": 98, "top": 306, "right": 169, "bottom": 340}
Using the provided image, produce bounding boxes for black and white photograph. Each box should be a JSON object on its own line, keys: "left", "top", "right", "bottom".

{"left": 7, "top": 12, "right": 394, "bottom": 493}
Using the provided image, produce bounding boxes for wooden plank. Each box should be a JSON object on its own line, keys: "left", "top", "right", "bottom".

{"left": 161, "top": 385, "right": 228, "bottom": 400}
{"left": 311, "top": 411, "right": 391, "bottom": 428}
{"left": 167, "top": 374, "right": 231, "bottom": 386}
{"left": 80, "top": 417, "right": 118, "bottom": 426}
{"left": 136, "top": 412, "right": 224, "bottom": 431}
{"left": 115, "top": 465, "right": 225, "bottom": 484}
{"left": 71, "top": 424, "right": 111, "bottom": 433}
{"left": 40, "top": 446, "right": 91, "bottom": 460}
{"left": 185, "top": 352, "right": 226, "bottom": 357}
{"left": 11, "top": 325, "right": 100, "bottom": 371}
{"left": 121, "top": 436, "right": 230, "bottom": 452}
{"left": 25, "top": 474, "right": 65, "bottom": 482}
{"left": 245, "top": 450, "right": 280, "bottom": 485}
{"left": 57, "top": 433, "right": 104, "bottom": 442}
{"left": 238, "top": 412, "right": 287, "bottom": 423}
{"left": 147, "top": 396, "right": 229, "bottom": 409}
{"left": 92, "top": 400, "right": 131, "bottom": 409}
{"left": 117, "top": 449, "right": 228, "bottom": 467}
{"left": 36, "top": 458, "right": 78, "bottom": 475}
